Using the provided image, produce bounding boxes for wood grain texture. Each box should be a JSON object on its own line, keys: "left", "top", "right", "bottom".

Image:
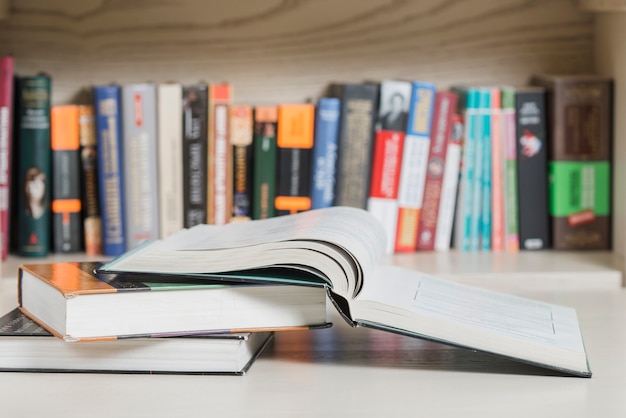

{"left": 0, "top": 0, "right": 594, "bottom": 105}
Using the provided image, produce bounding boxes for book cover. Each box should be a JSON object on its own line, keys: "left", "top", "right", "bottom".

{"left": 182, "top": 83, "right": 208, "bottom": 228}
{"left": 157, "top": 82, "right": 184, "bottom": 237}
{"left": 515, "top": 86, "right": 550, "bottom": 250}
{"left": 328, "top": 82, "right": 379, "bottom": 209}
{"left": 434, "top": 113, "right": 463, "bottom": 251}
{"left": 275, "top": 104, "right": 315, "bottom": 216}
{"left": 252, "top": 106, "right": 278, "bottom": 220}
{"left": 230, "top": 105, "right": 254, "bottom": 222}
{"left": 18, "top": 261, "right": 329, "bottom": 342}
{"left": 207, "top": 83, "right": 232, "bottom": 225}
{"left": 121, "top": 83, "right": 160, "bottom": 250}
{"left": 395, "top": 81, "right": 436, "bottom": 252}
{"left": 532, "top": 74, "right": 612, "bottom": 250}
{"left": 93, "top": 84, "right": 126, "bottom": 256}
{"left": 501, "top": 86, "right": 520, "bottom": 252}
{"left": 0, "top": 308, "right": 273, "bottom": 375}
{"left": 310, "top": 97, "right": 340, "bottom": 210}
{"left": 78, "top": 105, "right": 102, "bottom": 255}
{"left": 0, "top": 55, "right": 14, "bottom": 260}
{"left": 452, "top": 86, "right": 480, "bottom": 251}
{"left": 367, "top": 130, "right": 405, "bottom": 254}
{"left": 416, "top": 91, "right": 458, "bottom": 251}
{"left": 14, "top": 75, "right": 52, "bottom": 257}
{"left": 50, "top": 105, "right": 82, "bottom": 253}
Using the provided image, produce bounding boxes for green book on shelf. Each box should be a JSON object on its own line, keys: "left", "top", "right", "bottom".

{"left": 14, "top": 74, "right": 52, "bottom": 257}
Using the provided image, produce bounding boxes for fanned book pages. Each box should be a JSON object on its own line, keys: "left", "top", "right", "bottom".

{"left": 100, "top": 206, "right": 592, "bottom": 377}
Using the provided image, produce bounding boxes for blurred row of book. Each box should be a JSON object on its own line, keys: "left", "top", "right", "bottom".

{"left": 0, "top": 55, "right": 613, "bottom": 260}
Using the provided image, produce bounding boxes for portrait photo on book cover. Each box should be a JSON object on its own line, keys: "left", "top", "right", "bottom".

{"left": 379, "top": 86, "right": 411, "bottom": 131}
{"left": 23, "top": 166, "right": 47, "bottom": 219}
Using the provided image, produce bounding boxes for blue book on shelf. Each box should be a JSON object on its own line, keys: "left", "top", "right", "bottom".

{"left": 310, "top": 97, "right": 341, "bottom": 209}
{"left": 469, "top": 87, "right": 485, "bottom": 251}
{"left": 479, "top": 88, "right": 492, "bottom": 251}
{"left": 93, "top": 85, "right": 126, "bottom": 256}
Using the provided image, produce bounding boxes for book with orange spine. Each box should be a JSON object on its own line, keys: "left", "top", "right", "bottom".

{"left": 207, "top": 83, "right": 232, "bottom": 225}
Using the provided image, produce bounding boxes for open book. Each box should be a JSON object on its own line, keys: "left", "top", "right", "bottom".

{"left": 100, "top": 206, "right": 592, "bottom": 377}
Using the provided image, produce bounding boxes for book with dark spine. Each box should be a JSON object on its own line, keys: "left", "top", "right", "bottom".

{"left": 252, "top": 106, "right": 278, "bottom": 220}
{"left": 78, "top": 105, "right": 102, "bottom": 255}
{"left": 14, "top": 74, "right": 52, "bottom": 257}
{"left": 275, "top": 104, "right": 315, "bottom": 216}
{"left": 532, "top": 74, "right": 612, "bottom": 250}
{"left": 329, "top": 83, "right": 379, "bottom": 209}
{"left": 310, "top": 98, "right": 340, "bottom": 210}
{"left": 51, "top": 105, "right": 82, "bottom": 253}
{"left": 515, "top": 86, "right": 550, "bottom": 250}
{"left": 182, "top": 83, "right": 208, "bottom": 228}
{"left": 230, "top": 105, "right": 254, "bottom": 222}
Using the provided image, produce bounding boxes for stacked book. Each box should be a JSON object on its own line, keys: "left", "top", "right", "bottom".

{"left": 3, "top": 207, "right": 592, "bottom": 377}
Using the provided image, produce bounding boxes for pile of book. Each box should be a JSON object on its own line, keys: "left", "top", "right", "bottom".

{"left": 1, "top": 207, "right": 592, "bottom": 377}
{"left": 0, "top": 53, "right": 613, "bottom": 262}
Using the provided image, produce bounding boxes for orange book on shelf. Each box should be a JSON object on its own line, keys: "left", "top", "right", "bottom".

{"left": 207, "top": 83, "right": 232, "bottom": 225}
{"left": 490, "top": 87, "right": 505, "bottom": 252}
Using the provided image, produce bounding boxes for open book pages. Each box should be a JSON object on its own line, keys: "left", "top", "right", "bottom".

{"left": 100, "top": 206, "right": 591, "bottom": 377}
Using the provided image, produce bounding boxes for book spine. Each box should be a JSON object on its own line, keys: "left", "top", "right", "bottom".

{"left": 230, "top": 105, "right": 253, "bottom": 222}
{"left": 479, "top": 88, "right": 492, "bottom": 251}
{"left": 275, "top": 104, "right": 315, "bottom": 216}
{"left": 395, "top": 81, "right": 436, "bottom": 252}
{"left": 490, "top": 87, "right": 504, "bottom": 252}
{"left": 51, "top": 105, "right": 82, "bottom": 253}
{"left": 207, "top": 83, "right": 232, "bottom": 225}
{"left": 0, "top": 55, "right": 14, "bottom": 260}
{"left": 367, "top": 130, "right": 404, "bottom": 254}
{"left": 533, "top": 76, "right": 612, "bottom": 250}
{"left": 78, "top": 105, "right": 102, "bottom": 255}
{"left": 310, "top": 97, "right": 340, "bottom": 210}
{"left": 157, "top": 83, "right": 184, "bottom": 237}
{"left": 434, "top": 113, "right": 463, "bottom": 251}
{"left": 453, "top": 87, "right": 479, "bottom": 251}
{"left": 121, "top": 83, "right": 160, "bottom": 249}
{"left": 515, "top": 87, "right": 550, "bottom": 250}
{"left": 15, "top": 75, "right": 52, "bottom": 257}
{"left": 331, "top": 83, "right": 379, "bottom": 209}
{"left": 93, "top": 84, "right": 126, "bottom": 256}
{"left": 416, "top": 91, "right": 457, "bottom": 251}
{"left": 182, "top": 83, "right": 208, "bottom": 228}
{"left": 252, "top": 106, "right": 278, "bottom": 220}
{"left": 501, "top": 86, "right": 519, "bottom": 252}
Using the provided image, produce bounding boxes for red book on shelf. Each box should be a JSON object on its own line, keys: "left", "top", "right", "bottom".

{"left": 0, "top": 55, "right": 14, "bottom": 260}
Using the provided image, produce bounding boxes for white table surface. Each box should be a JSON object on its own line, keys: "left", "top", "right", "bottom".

{"left": 1, "top": 265, "right": 625, "bottom": 417}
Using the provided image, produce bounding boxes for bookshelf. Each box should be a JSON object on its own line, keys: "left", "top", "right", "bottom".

{"left": 0, "top": 0, "right": 624, "bottom": 289}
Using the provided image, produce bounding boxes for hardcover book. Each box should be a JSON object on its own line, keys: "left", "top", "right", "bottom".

{"left": 310, "top": 97, "right": 340, "bottom": 210}
{"left": 515, "top": 86, "right": 550, "bottom": 250}
{"left": 99, "top": 206, "right": 592, "bottom": 378}
{"left": 93, "top": 84, "right": 126, "bottom": 256}
{"left": 416, "top": 91, "right": 458, "bottom": 251}
{"left": 252, "top": 106, "right": 278, "bottom": 220}
{"left": 78, "top": 105, "right": 102, "bottom": 255}
{"left": 328, "top": 83, "right": 379, "bottom": 209}
{"left": 51, "top": 105, "right": 82, "bottom": 253}
{"left": 0, "top": 308, "right": 272, "bottom": 375}
{"left": 121, "top": 83, "right": 160, "bottom": 249}
{"left": 157, "top": 82, "right": 184, "bottom": 237}
{"left": 207, "top": 83, "right": 232, "bottom": 225}
{"left": 0, "top": 55, "right": 14, "bottom": 260}
{"left": 395, "top": 81, "right": 436, "bottom": 252}
{"left": 531, "top": 74, "right": 612, "bottom": 250}
{"left": 275, "top": 104, "right": 315, "bottom": 216}
{"left": 18, "top": 261, "right": 329, "bottom": 342}
{"left": 14, "top": 74, "right": 52, "bottom": 257}
{"left": 230, "top": 105, "right": 254, "bottom": 222}
{"left": 182, "top": 83, "right": 208, "bottom": 228}
{"left": 367, "top": 130, "right": 404, "bottom": 254}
